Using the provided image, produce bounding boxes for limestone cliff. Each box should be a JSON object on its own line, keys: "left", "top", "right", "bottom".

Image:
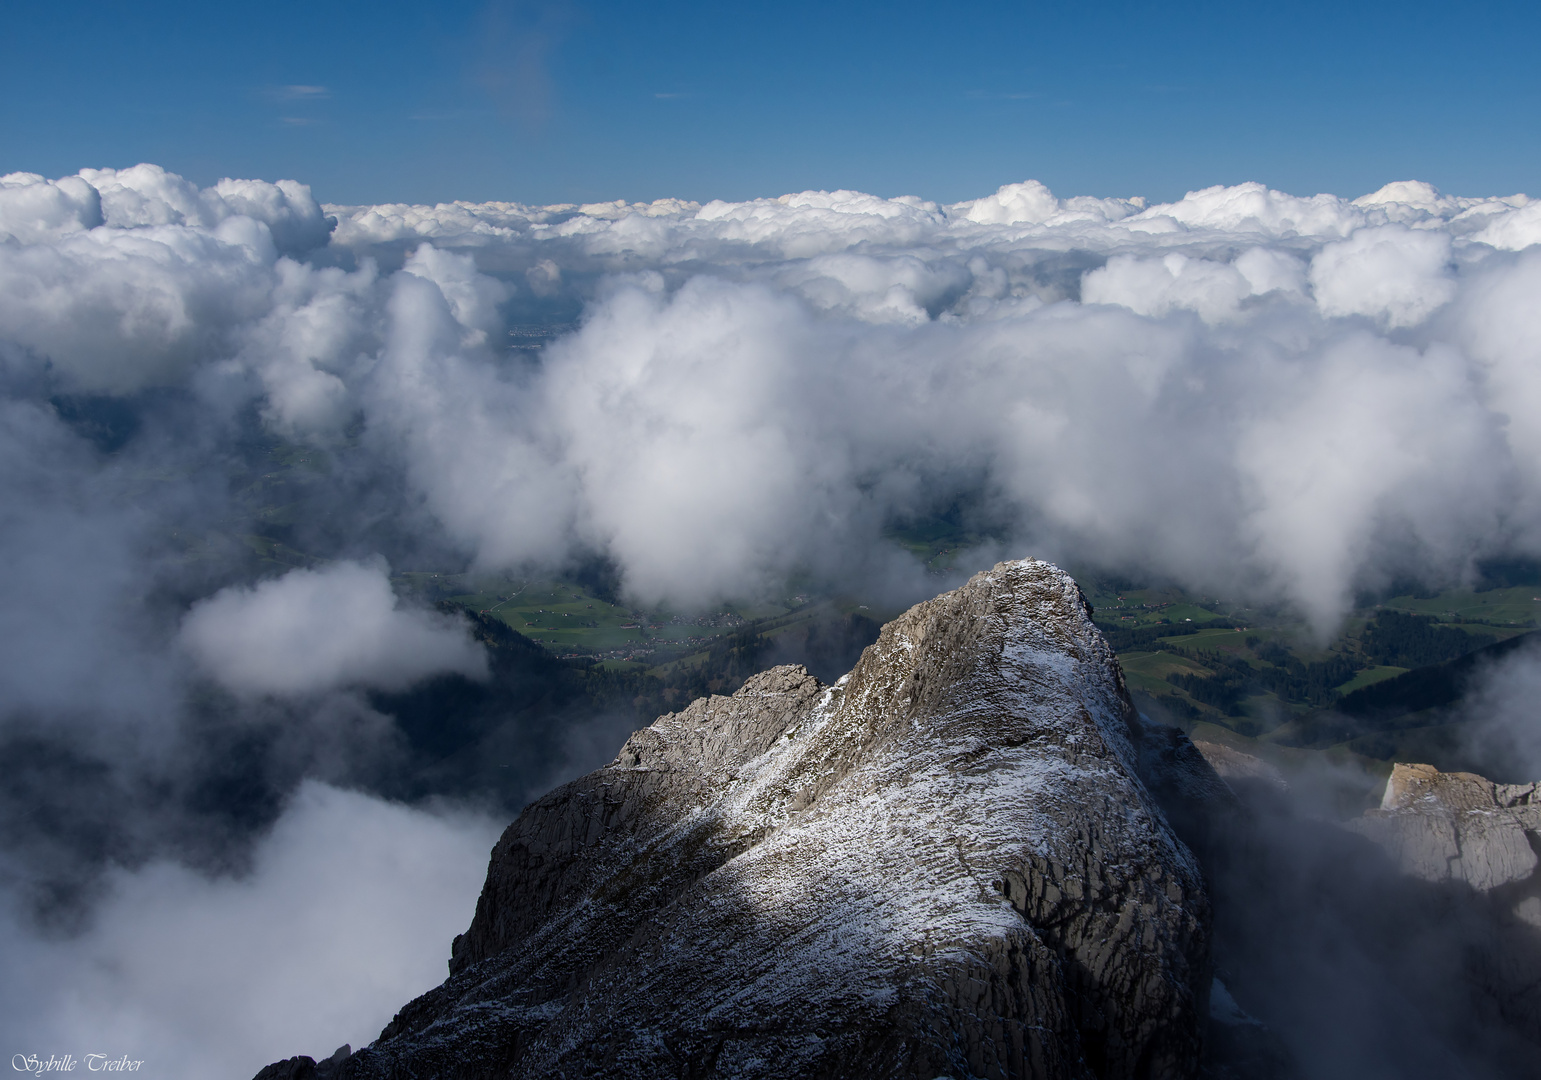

{"left": 1349, "top": 762, "right": 1541, "bottom": 1047}
{"left": 1351, "top": 762, "right": 1541, "bottom": 898}
{"left": 260, "top": 560, "right": 1221, "bottom": 1080}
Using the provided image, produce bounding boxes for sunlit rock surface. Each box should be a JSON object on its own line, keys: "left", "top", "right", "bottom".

{"left": 1191, "top": 740, "right": 1288, "bottom": 793}
{"left": 1349, "top": 761, "right": 1541, "bottom": 1049}
{"left": 264, "top": 560, "right": 1218, "bottom": 1079}
{"left": 1351, "top": 762, "right": 1541, "bottom": 893}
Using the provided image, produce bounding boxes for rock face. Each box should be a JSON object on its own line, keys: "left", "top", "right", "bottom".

{"left": 1350, "top": 762, "right": 1541, "bottom": 895}
{"left": 290, "top": 561, "right": 1219, "bottom": 1079}
{"left": 1190, "top": 741, "right": 1287, "bottom": 793}
{"left": 1349, "top": 762, "right": 1541, "bottom": 1048}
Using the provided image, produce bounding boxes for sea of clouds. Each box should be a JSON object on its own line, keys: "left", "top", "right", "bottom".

{"left": 4, "top": 162, "right": 1541, "bottom": 1075}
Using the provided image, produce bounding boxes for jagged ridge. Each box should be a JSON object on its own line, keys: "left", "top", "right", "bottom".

{"left": 261, "top": 560, "right": 1222, "bottom": 1080}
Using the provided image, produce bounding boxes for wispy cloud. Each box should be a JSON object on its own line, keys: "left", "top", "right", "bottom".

{"left": 474, "top": 0, "right": 580, "bottom": 130}
{"left": 653, "top": 92, "right": 689, "bottom": 100}
{"left": 269, "top": 84, "right": 331, "bottom": 101}
{"left": 965, "top": 90, "right": 1042, "bottom": 101}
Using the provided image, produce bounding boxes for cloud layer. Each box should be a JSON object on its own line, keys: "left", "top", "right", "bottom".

{"left": 3, "top": 162, "right": 1541, "bottom": 1074}
{"left": 6, "top": 164, "right": 1541, "bottom": 631}
{"left": 319, "top": 171, "right": 1541, "bottom": 628}
{"left": 0, "top": 783, "right": 499, "bottom": 1078}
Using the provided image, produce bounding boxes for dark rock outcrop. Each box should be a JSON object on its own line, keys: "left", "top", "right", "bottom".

{"left": 265, "top": 560, "right": 1221, "bottom": 1079}
{"left": 253, "top": 1045, "right": 351, "bottom": 1080}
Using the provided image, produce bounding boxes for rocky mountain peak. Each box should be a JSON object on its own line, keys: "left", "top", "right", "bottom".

{"left": 258, "top": 560, "right": 1222, "bottom": 1080}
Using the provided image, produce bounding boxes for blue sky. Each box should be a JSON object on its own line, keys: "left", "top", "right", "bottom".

{"left": 2, "top": 0, "right": 1537, "bottom": 206}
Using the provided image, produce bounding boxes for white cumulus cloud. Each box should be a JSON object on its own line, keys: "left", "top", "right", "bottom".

{"left": 0, "top": 782, "right": 500, "bottom": 1080}
{"left": 179, "top": 561, "right": 487, "bottom": 697}
{"left": 1310, "top": 225, "right": 1457, "bottom": 327}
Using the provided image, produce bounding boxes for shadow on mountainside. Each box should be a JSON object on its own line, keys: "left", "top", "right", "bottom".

{"left": 1163, "top": 766, "right": 1541, "bottom": 1080}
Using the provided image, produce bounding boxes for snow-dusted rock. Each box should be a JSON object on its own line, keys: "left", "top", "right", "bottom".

{"left": 307, "top": 560, "right": 1216, "bottom": 1079}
